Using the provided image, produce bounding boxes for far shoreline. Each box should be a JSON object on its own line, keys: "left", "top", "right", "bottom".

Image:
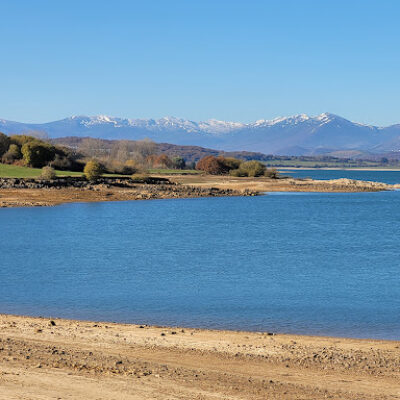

{"left": 278, "top": 166, "right": 400, "bottom": 171}
{"left": 1, "top": 174, "right": 399, "bottom": 208}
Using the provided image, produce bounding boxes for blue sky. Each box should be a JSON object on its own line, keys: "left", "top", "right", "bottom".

{"left": 0, "top": 0, "right": 399, "bottom": 125}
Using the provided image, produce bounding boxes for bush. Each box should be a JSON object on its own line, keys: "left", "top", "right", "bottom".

{"left": 264, "top": 167, "right": 279, "bottom": 178}
{"left": 40, "top": 166, "right": 56, "bottom": 180}
{"left": 237, "top": 160, "right": 266, "bottom": 177}
{"left": 196, "top": 155, "right": 228, "bottom": 174}
{"left": 196, "top": 156, "right": 220, "bottom": 174}
{"left": 21, "top": 141, "right": 56, "bottom": 168}
{"left": 84, "top": 160, "right": 103, "bottom": 181}
{"left": 229, "top": 168, "right": 246, "bottom": 177}
{"left": 131, "top": 173, "right": 150, "bottom": 183}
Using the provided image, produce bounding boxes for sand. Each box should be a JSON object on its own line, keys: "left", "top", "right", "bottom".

{"left": 0, "top": 314, "right": 399, "bottom": 400}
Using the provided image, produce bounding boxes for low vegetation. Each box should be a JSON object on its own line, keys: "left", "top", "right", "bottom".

{"left": 40, "top": 166, "right": 57, "bottom": 180}
{"left": 0, "top": 132, "right": 195, "bottom": 179}
{"left": 0, "top": 132, "right": 83, "bottom": 171}
{"left": 84, "top": 160, "right": 104, "bottom": 181}
{"left": 195, "top": 155, "right": 278, "bottom": 178}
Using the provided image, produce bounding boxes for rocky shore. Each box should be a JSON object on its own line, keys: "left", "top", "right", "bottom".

{"left": 170, "top": 174, "right": 400, "bottom": 193}
{"left": 0, "top": 176, "right": 257, "bottom": 208}
{"left": 0, "top": 174, "right": 398, "bottom": 208}
{"left": 0, "top": 314, "right": 398, "bottom": 400}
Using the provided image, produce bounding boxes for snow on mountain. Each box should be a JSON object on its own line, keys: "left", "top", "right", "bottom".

{"left": 1, "top": 113, "right": 400, "bottom": 155}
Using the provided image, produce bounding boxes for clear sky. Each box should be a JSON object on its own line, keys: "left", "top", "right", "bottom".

{"left": 0, "top": 0, "right": 399, "bottom": 125}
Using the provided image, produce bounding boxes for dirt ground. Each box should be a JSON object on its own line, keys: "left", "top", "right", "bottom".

{"left": 0, "top": 174, "right": 397, "bottom": 208}
{"left": 0, "top": 314, "right": 399, "bottom": 400}
{"left": 168, "top": 174, "right": 397, "bottom": 192}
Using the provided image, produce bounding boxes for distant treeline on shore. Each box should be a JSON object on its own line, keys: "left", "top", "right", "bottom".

{"left": 53, "top": 136, "right": 400, "bottom": 169}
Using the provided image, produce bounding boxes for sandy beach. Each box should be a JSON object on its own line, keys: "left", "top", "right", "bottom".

{"left": 0, "top": 314, "right": 399, "bottom": 400}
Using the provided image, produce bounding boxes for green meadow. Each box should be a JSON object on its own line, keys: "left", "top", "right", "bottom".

{"left": 0, "top": 163, "right": 83, "bottom": 178}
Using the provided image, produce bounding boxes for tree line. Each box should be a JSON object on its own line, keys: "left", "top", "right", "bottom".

{"left": 0, "top": 132, "right": 82, "bottom": 171}
{"left": 0, "top": 132, "right": 278, "bottom": 180}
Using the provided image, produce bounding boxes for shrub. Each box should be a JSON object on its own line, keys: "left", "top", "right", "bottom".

{"left": 84, "top": 160, "right": 103, "bottom": 181}
{"left": 196, "top": 155, "right": 227, "bottom": 174}
{"left": 21, "top": 141, "right": 56, "bottom": 167}
{"left": 264, "top": 167, "right": 279, "bottom": 178}
{"left": 237, "top": 160, "right": 266, "bottom": 177}
{"left": 229, "top": 168, "right": 246, "bottom": 177}
{"left": 40, "top": 166, "right": 56, "bottom": 180}
{"left": 131, "top": 173, "right": 150, "bottom": 183}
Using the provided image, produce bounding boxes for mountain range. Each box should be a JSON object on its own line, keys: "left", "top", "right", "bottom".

{"left": 1, "top": 113, "right": 400, "bottom": 156}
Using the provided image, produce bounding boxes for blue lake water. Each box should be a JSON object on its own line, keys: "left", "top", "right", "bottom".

{"left": 281, "top": 168, "right": 400, "bottom": 184}
{"left": 1, "top": 174, "right": 400, "bottom": 340}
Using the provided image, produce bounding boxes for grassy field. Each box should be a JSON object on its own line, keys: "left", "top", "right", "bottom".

{"left": 0, "top": 164, "right": 201, "bottom": 178}
{"left": 0, "top": 164, "right": 83, "bottom": 178}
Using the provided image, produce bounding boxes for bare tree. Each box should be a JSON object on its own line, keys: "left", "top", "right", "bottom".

{"left": 133, "top": 138, "right": 156, "bottom": 160}
{"left": 78, "top": 138, "right": 107, "bottom": 159}
{"left": 110, "top": 140, "right": 135, "bottom": 163}
{"left": 24, "top": 130, "right": 50, "bottom": 142}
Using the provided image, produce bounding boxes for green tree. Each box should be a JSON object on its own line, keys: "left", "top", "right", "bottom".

{"left": 84, "top": 160, "right": 103, "bottom": 181}
{"left": 0, "top": 132, "right": 10, "bottom": 157}
{"left": 2, "top": 144, "right": 22, "bottom": 164}
{"left": 219, "top": 157, "right": 241, "bottom": 171}
{"left": 10, "top": 134, "right": 38, "bottom": 147}
{"left": 21, "top": 142, "right": 55, "bottom": 168}
{"left": 172, "top": 156, "right": 186, "bottom": 169}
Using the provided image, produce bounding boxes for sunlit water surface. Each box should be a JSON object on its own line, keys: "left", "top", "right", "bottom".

{"left": 1, "top": 170, "right": 400, "bottom": 339}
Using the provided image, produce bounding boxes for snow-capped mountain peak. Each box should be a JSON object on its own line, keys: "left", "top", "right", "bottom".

{"left": 1, "top": 112, "right": 399, "bottom": 156}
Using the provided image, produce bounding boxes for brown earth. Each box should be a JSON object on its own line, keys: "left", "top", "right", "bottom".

{"left": 0, "top": 174, "right": 397, "bottom": 208}
{"left": 0, "top": 182, "right": 250, "bottom": 208}
{"left": 168, "top": 174, "right": 399, "bottom": 193}
{"left": 0, "top": 314, "right": 399, "bottom": 400}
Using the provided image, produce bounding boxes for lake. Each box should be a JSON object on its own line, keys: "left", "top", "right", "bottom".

{"left": 1, "top": 171, "right": 400, "bottom": 340}
{"left": 281, "top": 168, "right": 400, "bottom": 184}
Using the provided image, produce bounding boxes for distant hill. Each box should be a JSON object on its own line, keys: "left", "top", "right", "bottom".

{"left": 2, "top": 113, "right": 400, "bottom": 155}
{"left": 52, "top": 137, "right": 273, "bottom": 163}
{"left": 52, "top": 137, "right": 400, "bottom": 168}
